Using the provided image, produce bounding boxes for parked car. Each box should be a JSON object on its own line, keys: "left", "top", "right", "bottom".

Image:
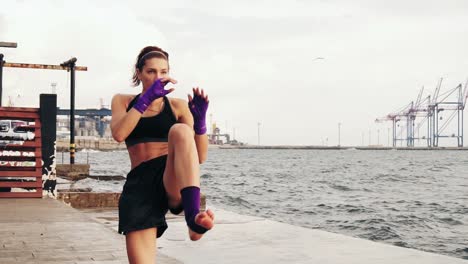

{"left": 0, "top": 120, "right": 35, "bottom": 141}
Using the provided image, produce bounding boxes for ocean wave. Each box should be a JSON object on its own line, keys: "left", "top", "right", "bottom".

{"left": 360, "top": 225, "right": 401, "bottom": 241}
{"left": 393, "top": 241, "right": 410, "bottom": 248}
{"left": 328, "top": 183, "right": 354, "bottom": 191}
{"left": 317, "top": 203, "right": 333, "bottom": 209}
{"left": 437, "top": 217, "right": 464, "bottom": 225}
{"left": 354, "top": 218, "right": 386, "bottom": 225}
{"left": 200, "top": 173, "right": 212, "bottom": 179}
{"left": 337, "top": 224, "right": 360, "bottom": 230}
{"left": 225, "top": 195, "right": 254, "bottom": 209}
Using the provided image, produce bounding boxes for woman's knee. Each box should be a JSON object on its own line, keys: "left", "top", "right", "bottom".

{"left": 168, "top": 123, "right": 193, "bottom": 142}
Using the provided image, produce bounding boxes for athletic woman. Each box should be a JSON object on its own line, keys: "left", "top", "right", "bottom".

{"left": 111, "top": 46, "right": 214, "bottom": 263}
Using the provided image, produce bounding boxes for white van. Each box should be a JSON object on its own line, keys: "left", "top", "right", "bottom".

{"left": 0, "top": 120, "right": 35, "bottom": 141}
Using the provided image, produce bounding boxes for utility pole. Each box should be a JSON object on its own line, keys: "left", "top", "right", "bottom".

{"left": 51, "top": 82, "right": 57, "bottom": 94}
{"left": 210, "top": 113, "right": 213, "bottom": 134}
{"left": 0, "top": 41, "right": 18, "bottom": 106}
{"left": 368, "top": 129, "right": 371, "bottom": 146}
{"left": 257, "top": 122, "right": 261, "bottom": 145}
{"left": 377, "top": 129, "right": 380, "bottom": 145}
{"left": 338, "top": 122, "right": 341, "bottom": 147}
{"left": 388, "top": 127, "right": 390, "bottom": 146}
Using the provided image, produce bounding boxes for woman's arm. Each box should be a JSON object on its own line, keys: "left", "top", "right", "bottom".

{"left": 110, "top": 94, "right": 142, "bottom": 142}
{"left": 176, "top": 98, "right": 209, "bottom": 164}
{"left": 111, "top": 78, "right": 177, "bottom": 142}
{"left": 194, "top": 134, "right": 208, "bottom": 164}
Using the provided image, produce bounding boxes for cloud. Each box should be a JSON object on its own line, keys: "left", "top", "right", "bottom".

{"left": 2, "top": 0, "right": 468, "bottom": 145}
{"left": 0, "top": 14, "right": 6, "bottom": 38}
{"left": 1, "top": 0, "right": 169, "bottom": 108}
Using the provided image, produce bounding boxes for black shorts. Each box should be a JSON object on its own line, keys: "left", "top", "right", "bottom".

{"left": 118, "top": 155, "right": 169, "bottom": 238}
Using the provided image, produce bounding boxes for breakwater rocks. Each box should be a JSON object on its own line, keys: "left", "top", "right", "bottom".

{"left": 56, "top": 138, "right": 126, "bottom": 151}
{"left": 56, "top": 172, "right": 206, "bottom": 210}
{"left": 57, "top": 189, "right": 206, "bottom": 210}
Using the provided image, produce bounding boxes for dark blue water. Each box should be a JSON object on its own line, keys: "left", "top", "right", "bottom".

{"left": 70, "top": 149, "right": 468, "bottom": 259}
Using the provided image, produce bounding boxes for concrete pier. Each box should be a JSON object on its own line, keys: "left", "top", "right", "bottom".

{"left": 1, "top": 199, "right": 467, "bottom": 264}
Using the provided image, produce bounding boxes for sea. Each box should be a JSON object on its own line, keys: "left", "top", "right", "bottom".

{"left": 63, "top": 148, "right": 468, "bottom": 260}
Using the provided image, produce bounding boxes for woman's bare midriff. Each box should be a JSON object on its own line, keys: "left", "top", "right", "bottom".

{"left": 127, "top": 142, "right": 169, "bottom": 169}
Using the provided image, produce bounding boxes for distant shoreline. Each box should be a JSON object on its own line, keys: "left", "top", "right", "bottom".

{"left": 218, "top": 145, "right": 468, "bottom": 151}
{"left": 56, "top": 139, "right": 468, "bottom": 151}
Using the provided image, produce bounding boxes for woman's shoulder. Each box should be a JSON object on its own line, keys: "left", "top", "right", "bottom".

{"left": 112, "top": 94, "right": 139, "bottom": 111}
{"left": 113, "top": 93, "right": 137, "bottom": 103}
{"left": 166, "top": 97, "right": 190, "bottom": 119}
{"left": 167, "top": 97, "right": 188, "bottom": 108}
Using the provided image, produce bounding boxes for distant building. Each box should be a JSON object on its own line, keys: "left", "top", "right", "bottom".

{"left": 56, "top": 116, "right": 112, "bottom": 139}
{"left": 207, "top": 124, "right": 243, "bottom": 145}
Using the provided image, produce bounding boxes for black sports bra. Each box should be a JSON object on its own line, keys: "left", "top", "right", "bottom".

{"left": 125, "top": 95, "right": 177, "bottom": 147}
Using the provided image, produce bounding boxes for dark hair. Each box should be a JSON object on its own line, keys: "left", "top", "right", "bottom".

{"left": 132, "top": 46, "right": 169, "bottom": 86}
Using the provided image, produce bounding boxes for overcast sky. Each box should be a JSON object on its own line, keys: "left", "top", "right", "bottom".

{"left": 1, "top": 0, "right": 468, "bottom": 146}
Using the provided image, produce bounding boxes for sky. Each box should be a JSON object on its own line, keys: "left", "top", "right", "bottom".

{"left": 1, "top": 0, "right": 468, "bottom": 146}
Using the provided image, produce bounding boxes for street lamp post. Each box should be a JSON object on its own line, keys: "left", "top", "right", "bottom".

{"left": 60, "top": 57, "right": 77, "bottom": 164}
{"left": 0, "top": 41, "right": 18, "bottom": 107}
{"left": 0, "top": 53, "right": 4, "bottom": 107}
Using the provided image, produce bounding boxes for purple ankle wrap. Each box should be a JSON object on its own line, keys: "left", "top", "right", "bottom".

{"left": 180, "top": 186, "right": 208, "bottom": 234}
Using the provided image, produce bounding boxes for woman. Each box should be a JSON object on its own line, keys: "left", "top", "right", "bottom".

{"left": 111, "top": 46, "right": 214, "bottom": 263}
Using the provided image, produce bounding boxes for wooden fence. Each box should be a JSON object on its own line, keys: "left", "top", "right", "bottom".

{"left": 0, "top": 94, "right": 57, "bottom": 198}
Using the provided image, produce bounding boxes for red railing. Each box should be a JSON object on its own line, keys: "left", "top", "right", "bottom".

{"left": 0, "top": 107, "right": 43, "bottom": 198}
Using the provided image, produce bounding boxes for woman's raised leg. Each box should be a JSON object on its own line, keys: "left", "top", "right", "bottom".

{"left": 163, "top": 123, "right": 214, "bottom": 240}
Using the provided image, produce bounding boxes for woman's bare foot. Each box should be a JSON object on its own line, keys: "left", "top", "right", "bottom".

{"left": 188, "top": 209, "right": 215, "bottom": 241}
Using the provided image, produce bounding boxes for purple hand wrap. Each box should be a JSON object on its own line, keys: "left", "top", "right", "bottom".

{"left": 133, "top": 79, "right": 170, "bottom": 114}
{"left": 189, "top": 94, "right": 208, "bottom": 135}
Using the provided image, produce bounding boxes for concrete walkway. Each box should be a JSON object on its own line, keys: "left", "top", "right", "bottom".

{"left": 0, "top": 198, "right": 180, "bottom": 264}
{"left": 1, "top": 198, "right": 467, "bottom": 264}
{"left": 160, "top": 209, "right": 468, "bottom": 264}
{"left": 83, "top": 206, "right": 468, "bottom": 264}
